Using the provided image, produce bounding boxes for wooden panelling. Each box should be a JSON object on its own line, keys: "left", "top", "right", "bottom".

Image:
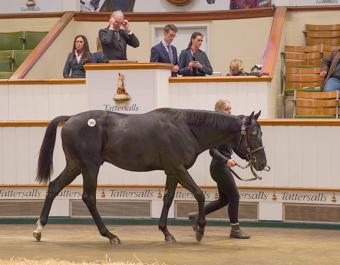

{"left": 175, "top": 201, "right": 258, "bottom": 220}
{"left": 295, "top": 99, "right": 337, "bottom": 108}
{"left": 306, "top": 38, "right": 340, "bottom": 46}
{"left": 285, "top": 75, "right": 322, "bottom": 82}
{"left": 285, "top": 67, "right": 320, "bottom": 74}
{"left": 0, "top": 12, "right": 64, "bottom": 19}
{"left": 169, "top": 76, "right": 271, "bottom": 83}
{"left": 84, "top": 62, "right": 171, "bottom": 70}
{"left": 306, "top": 30, "right": 340, "bottom": 38}
{"left": 74, "top": 8, "right": 274, "bottom": 22}
{"left": 71, "top": 200, "right": 151, "bottom": 217}
{"left": 5, "top": 79, "right": 85, "bottom": 85}
{"left": 285, "top": 60, "right": 320, "bottom": 67}
{"left": 295, "top": 91, "right": 338, "bottom": 99}
{"left": 0, "top": 200, "right": 43, "bottom": 216}
{"left": 284, "top": 204, "right": 340, "bottom": 223}
{"left": 305, "top": 24, "right": 340, "bottom": 31}
{"left": 284, "top": 52, "right": 321, "bottom": 60}
{"left": 285, "top": 45, "right": 321, "bottom": 53}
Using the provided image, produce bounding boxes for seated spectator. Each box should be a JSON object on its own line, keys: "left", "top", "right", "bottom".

{"left": 227, "top": 59, "right": 248, "bottom": 76}
{"left": 63, "top": 35, "right": 93, "bottom": 78}
{"left": 227, "top": 59, "right": 268, "bottom": 77}
{"left": 92, "top": 37, "right": 107, "bottom": 63}
{"left": 178, "top": 32, "right": 213, "bottom": 76}
{"left": 150, "top": 24, "right": 179, "bottom": 77}
{"left": 320, "top": 48, "right": 340, "bottom": 91}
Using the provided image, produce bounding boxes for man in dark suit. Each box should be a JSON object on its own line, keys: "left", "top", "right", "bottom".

{"left": 99, "top": 10, "right": 139, "bottom": 61}
{"left": 150, "top": 24, "right": 179, "bottom": 77}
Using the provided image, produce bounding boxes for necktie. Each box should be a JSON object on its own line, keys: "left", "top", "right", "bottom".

{"left": 115, "top": 30, "right": 120, "bottom": 41}
{"left": 167, "top": 45, "right": 173, "bottom": 64}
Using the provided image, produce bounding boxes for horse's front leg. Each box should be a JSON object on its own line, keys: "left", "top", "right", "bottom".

{"left": 159, "top": 176, "right": 178, "bottom": 243}
{"left": 178, "top": 170, "right": 206, "bottom": 242}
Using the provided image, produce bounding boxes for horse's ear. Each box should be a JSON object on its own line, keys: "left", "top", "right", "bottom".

{"left": 245, "top": 112, "right": 255, "bottom": 125}
{"left": 249, "top": 111, "right": 255, "bottom": 120}
{"left": 254, "top": 110, "right": 261, "bottom": 120}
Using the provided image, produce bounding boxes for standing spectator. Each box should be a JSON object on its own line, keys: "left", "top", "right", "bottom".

{"left": 99, "top": 10, "right": 139, "bottom": 61}
{"left": 150, "top": 24, "right": 179, "bottom": 77}
{"left": 63, "top": 35, "right": 93, "bottom": 78}
{"left": 178, "top": 32, "right": 213, "bottom": 76}
{"left": 189, "top": 99, "right": 250, "bottom": 239}
{"left": 320, "top": 48, "right": 340, "bottom": 91}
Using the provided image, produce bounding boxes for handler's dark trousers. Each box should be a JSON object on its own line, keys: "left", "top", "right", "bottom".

{"left": 204, "top": 160, "right": 240, "bottom": 224}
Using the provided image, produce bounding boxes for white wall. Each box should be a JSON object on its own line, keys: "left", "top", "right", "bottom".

{"left": 1, "top": 123, "right": 340, "bottom": 190}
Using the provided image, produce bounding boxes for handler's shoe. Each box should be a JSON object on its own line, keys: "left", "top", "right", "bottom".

{"left": 188, "top": 212, "right": 198, "bottom": 232}
{"left": 230, "top": 224, "right": 250, "bottom": 239}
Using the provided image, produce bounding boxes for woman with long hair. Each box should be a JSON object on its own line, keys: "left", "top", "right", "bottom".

{"left": 189, "top": 99, "right": 250, "bottom": 239}
{"left": 178, "top": 32, "right": 213, "bottom": 76}
{"left": 63, "top": 35, "right": 93, "bottom": 78}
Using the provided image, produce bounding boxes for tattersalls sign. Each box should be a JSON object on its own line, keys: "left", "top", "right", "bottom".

{"left": 103, "top": 73, "right": 140, "bottom": 112}
{"left": 0, "top": 187, "right": 337, "bottom": 204}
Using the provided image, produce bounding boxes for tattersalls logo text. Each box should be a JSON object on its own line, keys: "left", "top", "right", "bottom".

{"left": 104, "top": 73, "right": 140, "bottom": 112}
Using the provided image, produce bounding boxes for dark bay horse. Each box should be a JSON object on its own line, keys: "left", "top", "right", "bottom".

{"left": 33, "top": 108, "right": 267, "bottom": 244}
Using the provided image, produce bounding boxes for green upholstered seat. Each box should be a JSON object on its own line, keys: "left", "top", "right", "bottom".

{"left": 0, "top": 71, "right": 14, "bottom": 79}
{"left": 13, "top": 49, "right": 32, "bottom": 69}
{"left": 0, "top": 32, "right": 24, "bottom": 50}
{"left": 0, "top": 60, "right": 13, "bottom": 71}
{"left": 22, "top": 31, "right": 48, "bottom": 49}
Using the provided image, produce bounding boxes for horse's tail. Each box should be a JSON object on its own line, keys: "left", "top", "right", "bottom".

{"left": 36, "top": 115, "right": 71, "bottom": 184}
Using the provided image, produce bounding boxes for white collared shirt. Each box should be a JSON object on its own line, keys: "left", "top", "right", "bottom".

{"left": 74, "top": 50, "right": 82, "bottom": 63}
{"left": 162, "top": 40, "right": 171, "bottom": 53}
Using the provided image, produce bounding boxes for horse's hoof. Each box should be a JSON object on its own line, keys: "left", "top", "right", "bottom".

{"left": 195, "top": 229, "right": 204, "bottom": 242}
{"left": 110, "top": 237, "right": 121, "bottom": 245}
{"left": 188, "top": 213, "right": 198, "bottom": 232}
{"left": 33, "top": 231, "right": 41, "bottom": 242}
{"left": 164, "top": 234, "right": 176, "bottom": 243}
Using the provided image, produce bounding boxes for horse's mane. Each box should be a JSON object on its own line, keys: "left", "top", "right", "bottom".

{"left": 155, "top": 108, "right": 238, "bottom": 130}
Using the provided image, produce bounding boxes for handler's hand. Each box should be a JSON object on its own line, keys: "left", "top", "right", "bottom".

{"left": 227, "top": 159, "right": 236, "bottom": 168}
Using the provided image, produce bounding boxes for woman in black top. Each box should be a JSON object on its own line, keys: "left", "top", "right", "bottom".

{"left": 189, "top": 99, "right": 250, "bottom": 239}
{"left": 178, "top": 32, "right": 213, "bottom": 76}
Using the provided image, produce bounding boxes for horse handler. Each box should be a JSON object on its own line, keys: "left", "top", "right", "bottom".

{"left": 189, "top": 99, "right": 250, "bottom": 239}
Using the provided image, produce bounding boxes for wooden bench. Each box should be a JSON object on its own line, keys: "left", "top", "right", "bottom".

{"left": 282, "top": 45, "right": 322, "bottom": 95}
{"left": 305, "top": 24, "right": 340, "bottom": 46}
{"left": 322, "top": 45, "right": 340, "bottom": 59}
{"left": 291, "top": 90, "right": 339, "bottom": 118}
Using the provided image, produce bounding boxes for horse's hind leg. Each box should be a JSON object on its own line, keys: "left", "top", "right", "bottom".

{"left": 33, "top": 164, "right": 80, "bottom": 241}
{"left": 81, "top": 165, "right": 121, "bottom": 245}
{"left": 159, "top": 176, "right": 178, "bottom": 243}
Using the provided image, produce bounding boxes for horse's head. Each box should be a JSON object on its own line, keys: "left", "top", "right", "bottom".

{"left": 232, "top": 111, "right": 267, "bottom": 171}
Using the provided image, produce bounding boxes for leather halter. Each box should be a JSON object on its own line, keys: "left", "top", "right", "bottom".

{"left": 230, "top": 118, "right": 270, "bottom": 182}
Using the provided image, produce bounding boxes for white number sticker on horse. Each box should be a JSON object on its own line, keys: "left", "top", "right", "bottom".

{"left": 87, "top": 119, "right": 96, "bottom": 127}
